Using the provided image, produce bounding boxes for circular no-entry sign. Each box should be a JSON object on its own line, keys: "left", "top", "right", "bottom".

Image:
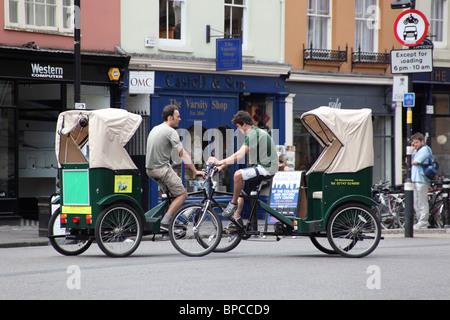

{"left": 394, "top": 9, "right": 429, "bottom": 47}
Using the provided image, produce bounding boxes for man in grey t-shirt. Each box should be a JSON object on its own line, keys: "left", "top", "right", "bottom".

{"left": 146, "top": 105, "right": 204, "bottom": 230}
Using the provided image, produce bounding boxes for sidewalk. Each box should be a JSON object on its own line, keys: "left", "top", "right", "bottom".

{"left": 0, "top": 225, "right": 49, "bottom": 248}
{"left": 1, "top": 224, "right": 450, "bottom": 249}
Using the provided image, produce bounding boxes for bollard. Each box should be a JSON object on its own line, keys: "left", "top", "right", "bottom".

{"left": 404, "top": 181, "right": 414, "bottom": 237}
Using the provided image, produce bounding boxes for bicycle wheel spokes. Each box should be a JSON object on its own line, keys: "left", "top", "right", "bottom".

{"left": 48, "top": 208, "right": 92, "bottom": 256}
{"left": 328, "top": 204, "right": 381, "bottom": 258}
{"left": 95, "top": 204, "right": 142, "bottom": 257}
{"left": 169, "top": 204, "right": 222, "bottom": 257}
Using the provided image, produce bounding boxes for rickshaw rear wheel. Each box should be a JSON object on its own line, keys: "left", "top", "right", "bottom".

{"left": 48, "top": 207, "right": 92, "bottom": 256}
{"left": 95, "top": 203, "right": 143, "bottom": 258}
{"left": 327, "top": 203, "right": 381, "bottom": 258}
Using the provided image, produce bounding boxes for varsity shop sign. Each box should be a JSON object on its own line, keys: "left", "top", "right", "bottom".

{"left": 31, "top": 63, "right": 64, "bottom": 79}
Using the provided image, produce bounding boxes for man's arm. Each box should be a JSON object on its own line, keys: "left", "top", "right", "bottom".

{"left": 209, "top": 144, "right": 249, "bottom": 168}
{"left": 178, "top": 145, "right": 205, "bottom": 177}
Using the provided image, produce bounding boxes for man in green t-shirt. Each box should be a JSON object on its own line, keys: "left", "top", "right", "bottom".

{"left": 146, "top": 105, "right": 204, "bottom": 230}
{"left": 209, "top": 110, "right": 278, "bottom": 220}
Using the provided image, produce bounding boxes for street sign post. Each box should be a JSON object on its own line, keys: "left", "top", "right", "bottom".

{"left": 392, "top": 8, "right": 430, "bottom": 239}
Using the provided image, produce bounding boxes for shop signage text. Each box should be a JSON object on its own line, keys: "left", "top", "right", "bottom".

{"left": 216, "top": 38, "right": 242, "bottom": 71}
{"left": 166, "top": 73, "right": 246, "bottom": 91}
{"left": 31, "top": 63, "right": 63, "bottom": 79}
{"left": 168, "top": 98, "right": 229, "bottom": 117}
{"left": 129, "top": 71, "right": 155, "bottom": 94}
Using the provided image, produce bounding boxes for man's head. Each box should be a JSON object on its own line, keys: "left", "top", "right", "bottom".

{"left": 162, "top": 105, "right": 181, "bottom": 128}
{"left": 411, "top": 132, "right": 425, "bottom": 149}
{"left": 232, "top": 110, "right": 253, "bottom": 133}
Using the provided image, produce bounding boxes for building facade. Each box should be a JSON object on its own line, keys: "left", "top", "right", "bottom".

{"left": 284, "top": 0, "right": 402, "bottom": 184}
{"left": 0, "top": 0, "right": 128, "bottom": 223}
{"left": 412, "top": 0, "right": 450, "bottom": 176}
{"left": 120, "top": 0, "right": 290, "bottom": 210}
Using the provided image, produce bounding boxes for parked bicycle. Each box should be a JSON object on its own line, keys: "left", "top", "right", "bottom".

{"left": 428, "top": 178, "right": 450, "bottom": 228}
{"left": 372, "top": 181, "right": 405, "bottom": 229}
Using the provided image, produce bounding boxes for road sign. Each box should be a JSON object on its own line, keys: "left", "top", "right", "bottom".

{"left": 394, "top": 10, "right": 429, "bottom": 47}
{"left": 403, "top": 93, "right": 415, "bottom": 107}
{"left": 391, "top": 48, "right": 433, "bottom": 74}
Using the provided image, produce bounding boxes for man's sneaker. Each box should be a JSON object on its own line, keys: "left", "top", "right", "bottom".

{"left": 222, "top": 202, "right": 238, "bottom": 218}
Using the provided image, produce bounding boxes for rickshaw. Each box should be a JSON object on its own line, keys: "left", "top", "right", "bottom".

{"left": 169, "top": 107, "right": 382, "bottom": 258}
{"left": 48, "top": 108, "right": 223, "bottom": 257}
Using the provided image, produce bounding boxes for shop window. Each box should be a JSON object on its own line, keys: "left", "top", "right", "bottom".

{"left": 159, "top": 0, "right": 185, "bottom": 45}
{"left": 66, "top": 84, "right": 110, "bottom": 110}
{"left": 0, "top": 81, "right": 14, "bottom": 106}
{"left": 372, "top": 116, "right": 393, "bottom": 183}
{"left": 307, "top": 0, "right": 331, "bottom": 49}
{"left": 5, "top": 0, "right": 74, "bottom": 35}
{"left": 172, "top": 124, "right": 235, "bottom": 193}
{"left": 431, "top": 94, "right": 449, "bottom": 175}
{"left": 245, "top": 99, "right": 273, "bottom": 131}
{"left": 0, "top": 107, "right": 16, "bottom": 198}
{"left": 210, "top": 125, "right": 234, "bottom": 193}
{"left": 224, "top": 0, "right": 246, "bottom": 46}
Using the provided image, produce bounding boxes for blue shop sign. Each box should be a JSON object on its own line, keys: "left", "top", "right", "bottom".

{"left": 216, "top": 38, "right": 242, "bottom": 71}
{"left": 156, "top": 71, "right": 285, "bottom": 94}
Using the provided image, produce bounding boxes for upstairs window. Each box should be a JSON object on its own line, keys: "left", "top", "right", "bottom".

{"left": 5, "top": 0, "right": 74, "bottom": 35}
{"left": 430, "top": 0, "right": 447, "bottom": 46}
{"left": 307, "top": 0, "right": 331, "bottom": 50}
{"left": 159, "top": 0, "right": 185, "bottom": 46}
{"left": 224, "top": 0, "right": 246, "bottom": 42}
{"left": 355, "top": 0, "right": 379, "bottom": 52}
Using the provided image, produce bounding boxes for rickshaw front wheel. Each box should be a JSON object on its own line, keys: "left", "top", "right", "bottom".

{"left": 95, "top": 203, "right": 143, "bottom": 258}
{"left": 48, "top": 208, "right": 92, "bottom": 256}
{"left": 327, "top": 203, "right": 381, "bottom": 258}
{"left": 309, "top": 233, "right": 337, "bottom": 255}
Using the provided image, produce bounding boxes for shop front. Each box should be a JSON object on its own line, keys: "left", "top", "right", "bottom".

{"left": 0, "top": 46, "right": 129, "bottom": 224}
{"left": 413, "top": 68, "right": 450, "bottom": 176}
{"left": 286, "top": 74, "right": 394, "bottom": 184}
{"left": 145, "top": 70, "right": 288, "bottom": 210}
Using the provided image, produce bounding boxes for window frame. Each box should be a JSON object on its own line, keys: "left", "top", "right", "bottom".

{"left": 159, "top": 0, "right": 186, "bottom": 47}
{"left": 430, "top": 0, "right": 448, "bottom": 48}
{"left": 307, "top": 0, "right": 332, "bottom": 50}
{"left": 224, "top": 0, "right": 248, "bottom": 51}
{"left": 4, "top": 0, "right": 74, "bottom": 35}
{"left": 354, "top": 0, "right": 379, "bottom": 53}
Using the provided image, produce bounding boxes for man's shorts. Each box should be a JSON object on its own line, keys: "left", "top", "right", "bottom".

{"left": 146, "top": 164, "right": 185, "bottom": 197}
{"left": 240, "top": 165, "right": 273, "bottom": 195}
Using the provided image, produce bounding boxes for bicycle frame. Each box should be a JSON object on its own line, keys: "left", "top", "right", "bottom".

{"left": 198, "top": 169, "right": 295, "bottom": 237}
{"left": 143, "top": 181, "right": 205, "bottom": 233}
